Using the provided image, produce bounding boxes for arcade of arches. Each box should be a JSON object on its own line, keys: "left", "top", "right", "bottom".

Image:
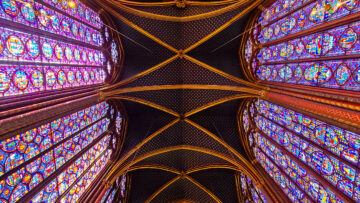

{"left": 1, "top": 0, "right": 360, "bottom": 202}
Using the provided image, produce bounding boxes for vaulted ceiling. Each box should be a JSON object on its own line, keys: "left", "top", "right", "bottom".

{"left": 92, "top": 0, "right": 266, "bottom": 202}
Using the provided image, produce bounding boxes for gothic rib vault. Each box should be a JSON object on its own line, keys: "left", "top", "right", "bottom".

{"left": 88, "top": 0, "right": 273, "bottom": 202}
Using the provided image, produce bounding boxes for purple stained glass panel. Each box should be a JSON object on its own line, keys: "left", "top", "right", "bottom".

{"left": 32, "top": 135, "right": 111, "bottom": 203}
{"left": 60, "top": 148, "right": 112, "bottom": 203}
{"left": 0, "top": 65, "right": 106, "bottom": 97}
{"left": 250, "top": 99, "right": 360, "bottom": 201}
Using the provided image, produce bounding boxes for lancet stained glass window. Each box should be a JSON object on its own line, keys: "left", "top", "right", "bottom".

{"left": 238, "top": 173, "right": 267, "bottom": 203}
{"left": 0, "top": 0, "right": 109, "bottom": 98}
{"left": 111, "top": 40, "right": 118, "bottom": 64}
{"left": 0, "top": 102, "right": 116, "bottom": 202}
{"left": 100, "top": 174, "right": 127, "bottom": 203}
{"left": 244, "top": 99, "right": 360, "bottom": 202}
{"left": 246, "top": 0, "right": 360, "bottom": 91}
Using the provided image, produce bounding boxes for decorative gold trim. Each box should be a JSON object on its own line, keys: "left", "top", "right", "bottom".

{"left": 108, "top": 0, "right": 175, "bottom": 7}
{"left": 145, "top": 176, "right": 181, "bottom": 202}
{"left": 234, "top": 172, "right": 243, "bottom": 202}
{"left": 103, "top": 0, "right": 248, "bottom": 22}
{"left": 129, "top": 163, "right": 240, "bottom": 175}
{"left": 145, "top": 174, "right": 222, "bottom": 203}
{"left": 183, "top": 119, "right": 263, "bottom": 184}
{"left": 129, "top": 164, "right": 181, "bottom": 174}
{"left": 184, "top": 55, "right": 265, "bottom": 89}
{"left": 109, "top": 0, "right": 241, "bottom": 7}
{"left": 185, "top": 175, "right": 222, "bottom": 203}
{"left": 102, "top": 55, "right": 179, "bottom": 91}
{"left": 107, "top": 145, "right": 254, "bottom": 185}
{"left": 97, "top": 3, "right": 178, "bottom": 52}
{"left": 105, "top": 119, "right": 180, "bottom": 179}
{"left": 105, "top": 96, "right": 180, "bottom": 117}
{"left": 184, "top": 94, "right": 253, "bottom": 117}
{"left": 102, "top": 85, "right": 262, "bottom": 96}
{"left": 238, "top": 10, "right": 260, "bottom": 82}
{"left": 183, "top": 0, "right": 263, "bottom": 53}
{"left": 187, "top": 0, "right": 241, "bottom": 6}
{"left": 185, "top": 164, "right": 239, "bottom": 174}
{"left": 258, "top": 5, "right": 266, "bottom": 11}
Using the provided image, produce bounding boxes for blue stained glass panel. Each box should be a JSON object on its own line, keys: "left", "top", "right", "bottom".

{"left": 249, "top": 99, "right": 360, "bottom": 201}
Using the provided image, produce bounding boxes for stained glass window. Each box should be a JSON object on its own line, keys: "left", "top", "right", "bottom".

{"left": 111, "top": 40, "right": 118, "bottom": 64}
{"left": 0, "top": 101, "right": 117, "bottom": 202}
{"left": 245, "top": 99, "right": 360, "bottom": 202}
{"left": 107, "top": 61, "right": 112, "bottom": 75}
{"left": 105, "top": 188, "right": 117, "bottom": 203}
{"left": 242, "top": 108, "right": 250, "bottom": 133}
{"left": 116, "top": 112, "right": 122, "bottom": 134}
{"left": 105, "top": 27, "right": 110, "bottom": 42}
{"left": 238, "top": 173, "right": 267, "bottom": 202}
{"left": 101, "top": 185, "right": 116, "bottom": 203}
{"left": 246, "top": 0, "right": 360, "bottom": 91}
{"left": 0, "top": 0, "right": 108, "bottom": 98}
{"left": 120, "top": 174, "right": 126, "bottom": 197}
{"left": 100, "top": 174, "right": 127, "bottom": 203}
{"left": 0, "top": 0, "right": 121, "bottom": 202}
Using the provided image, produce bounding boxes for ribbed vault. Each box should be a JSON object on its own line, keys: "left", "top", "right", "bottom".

{"left": 88, "top": 0, "right": 269, "bottom": 202}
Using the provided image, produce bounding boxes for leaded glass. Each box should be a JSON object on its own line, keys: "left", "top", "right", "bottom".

{"left": 0, "top": 1, "right": 102, "bottom": 46}
{"left": 105, "top": 27, "right": 110, "bottom": 42}
{"left": 243, "top": 108, "right": 250, "bottom": 132}
{"left": 1, "top": 65, "right": 105, "bottom": 96}
{"left": 61, "top": 149, "right": 112, "bottom": 203}
{"left": 100, "top": 187, "right": 113, "bottom": 203}
{"left": 0, "top": 0, "right": 117, "bottom": 202}
{"left": 250, "top": 0, "right": 360, "bottom": 92}
{"left": 111, "top": 41, "right": 118, "bottom": 64}
{"left": 248, "top": 99, "right": 360, "bottom": 201}
{"left": 0, "top": 102, "right": 110, "bottom": 202}
{"left": 245, "top": 39, "right": 252, "bottom": 63}
{"left": 33, "top": 136, "right": 112, "bottom": 203}
{"left": 239, "top": 173, "right": 267, "bottom": 202}
{"left": 106, "top": 189, "right": 117, "bottom": 203}
{"left": 116, "top": 112, "right": 122, "bottom": 134}
{"left": 0, "top": 0, "right": 108, "bottom": 98}
{"left": 120, "top": 174, "right": 126, "bottom": 197}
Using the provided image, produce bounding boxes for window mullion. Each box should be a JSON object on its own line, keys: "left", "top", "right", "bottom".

{"left": 17, "top": 130, "right": 109, "bottom": 202}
